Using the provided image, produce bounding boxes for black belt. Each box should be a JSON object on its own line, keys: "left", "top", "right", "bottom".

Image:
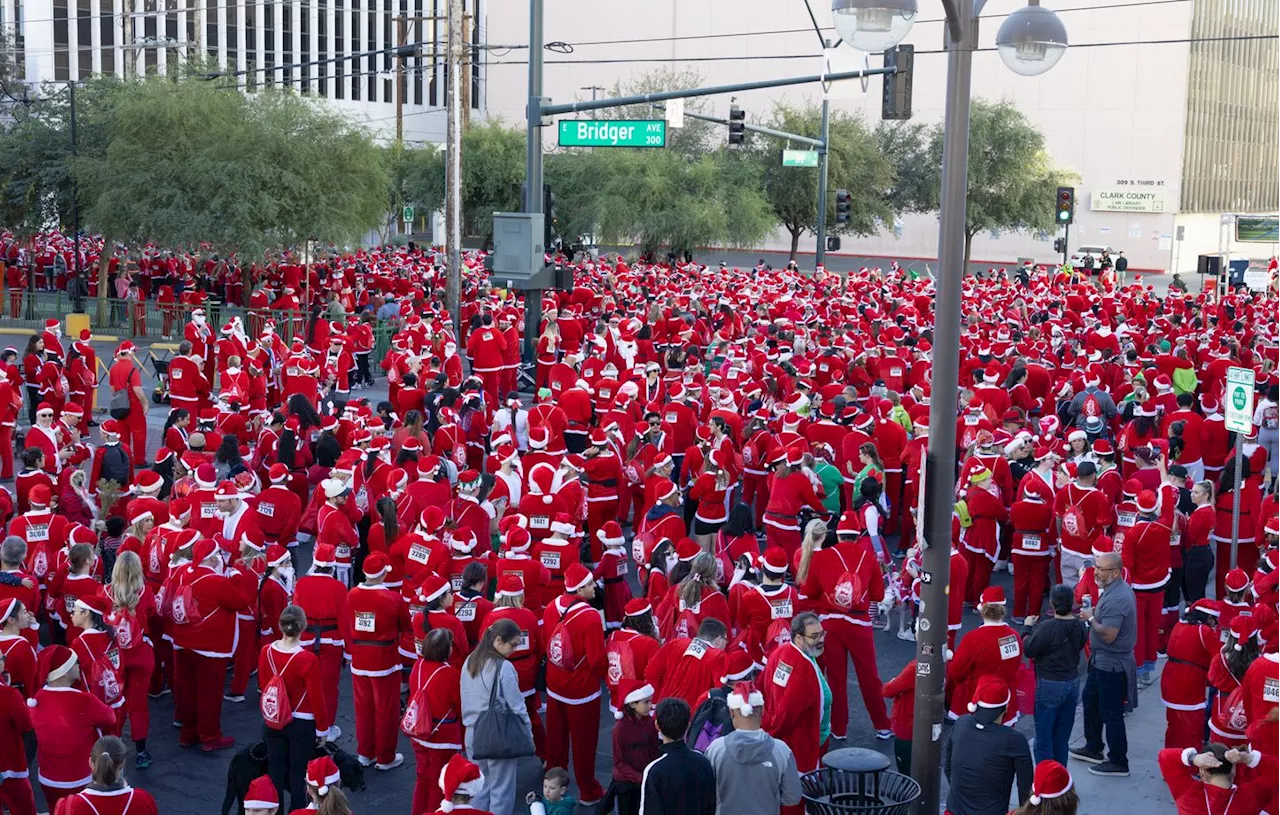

{"left": 589, "top": 478, "right": 618, "bottom": 488}
{"left": 604, "top": 576, "right": 626, "bottom": 585}
{"left": 1166, "top": 656, "right": 1208, "bottom": 671}
{"left": 351, "top": 639, "right": 395, "bottom": 647}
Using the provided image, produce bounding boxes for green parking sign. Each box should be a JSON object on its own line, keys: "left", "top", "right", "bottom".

{"left": 402, "top": 205, "right": 415, "bottom": 223}
{"left": 1224, "top": 366, "right": 1254, "bottom": 434}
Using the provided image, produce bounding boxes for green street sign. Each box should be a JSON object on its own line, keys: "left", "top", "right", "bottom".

{"left": 557, "top": 120, "right": 667, "bottom": 148}
{"left": 402, "top": 205, "right": 415, "bottom": 223}
{"left": 781, "top": 149, "right": 820, "bottom": 168}
{"left": 1224, "top": 366, "right": 1255, "bottom": 434}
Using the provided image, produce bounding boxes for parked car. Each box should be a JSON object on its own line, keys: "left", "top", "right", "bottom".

{"left": 1069, "top": 244, "right": 1113, "bottom": 272}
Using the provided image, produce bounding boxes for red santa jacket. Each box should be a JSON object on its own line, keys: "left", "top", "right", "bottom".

{"left": 169, "top": 564, "right": 249, "bottom": 658}
{"left": 405, "top": 658, "right": 462, "bottom": 750}
{"left": 1161, "top": 621, "right": 1217, "bottom": 710}
{"left": 0, "top": 633, "right": 38, "bottom": 699}
{"left": 257, "top": 640, "right": 332, "bottom": 735}
{"left": 293, "top": 573, "right": 347, "bottom": 654}
{"left": 343, "top": 583, "right": 411, "bottom": 677}
{"left": 946, "top": 621, "right": 1023, "bottom": 718}
{"left": 30, "top": 685, "right": 117, "bottom": 788}
{"left": 542, "top": 594, "right": 606, "bottom": 704}
{"left": 480, "top": 606, "right": 541, "bottom": 694}
{"left": 1158, "top": 747, "right": 1274, "bottom": 815}
{"left": 761, "top": 641, "right": 824, "bottom": 773}
{"left": 1009, "top": 496, "right": 1054, "bottom": 558}
{"left": 250, "top": 485, "right": 302, "bottom": 547}
{"left": 645, "top": 636, "right": 726, "bottom": 711}
{"left": 1054, "top": 482, "right": 1112, "bottom": 556}
{"left": 0, "top": 682, "right": 31, "bottom": 782}
{"left": 733, "top": 582, "right": 797, "bottom": 664}
{"left": 1122, "top": 519, "right": 1172, "bottom": 591}
{"left": 960, "top": 487, "right": 1008, "bottom": 562}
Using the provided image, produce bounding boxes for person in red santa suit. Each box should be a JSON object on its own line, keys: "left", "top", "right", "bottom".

{"left": 48, "top": 535, "right": 100, "bottom": 646}
{"left": 532, "top": 513, "right": 581, "bottom": 605}
{"left": 492, "top": 523, "right": 550, "bottom": 616}
{"left": 1009, "top": 478, "right": 1055, "bottom": 622}
{"left": 741, "top": 410, "right": 777, "bottom": 528}
{"left": 315, "top": 479, "right": 359, "bottom": 588}
{"left": 959, "top": 466, "right": 1008, "bottom": 606}
{"left": 404, "top": 628, "right": 463, "bottom": 815}
{"left": 591, "top": 522, "right": 630, "bottom": 631}
{"left": 479, "top": 575, "right": 545, "bottom": 758}
{"left": 215, "top": 481, "right": 261, "bottom": 561}
{"left": 169, "top": 538, "right": 248, "bottom": 751}
{"left": 644, "top": 617, "right": 729, "bottom": 710}
{"left": 26, "top": 403, "right": 66, "bottom": 475}
{"left": 410, "top": 575, "right": 471, "bottom": 673}
{"left": 945, "top": 586, "right": 1024, "bottom": 722}
{"left": 761, "top": 612, "right": 829, "bottom": 815}
{"left": 292, "top": 543, "right": 347, "bottom": 741}
{"left": 1122, "top": 489, "right": 1171, "bottom": 686}
{"left": 29, "top": 645, "right": 118, "bottom": 811}
{"left": 732, "top": 547, "right": 797, "bottom": 666}
{"left": 763, "top": 447, "right": 827, "bottom": 558}
{"left": 342, "top": 553, "right": 410, "bottom": 772}
{"left": 0, "top": 597, "right": 39, "bottom": 700}
{"left": 0, "top": 373, "right": 21, "bottom": 480}
{"left": 106, "top": 342, "right": 147, "bottom": 462}
{"left": 0, "top": 634, "right": 34, "bottom": 815}
{"left": 466, "top": 314, "right": 508, "bottom": 404}
{"left": 258, "top": 604, "right": 332, "bottom": 813}
{"left": 68, "top": 594, "right": 124, "bottom": 735}
{"left": 11, "top": 483, "right": 68, "bottom": 596}
{"left": 252, "top": 464, "right": 303, "bottom": 552}
{"left": 225, "top": 530, "right": 267, "bottom": 704}
{"left": 166, "top": 341, "right": 210, "bottom": 418}
{"left": 1053, "top": 460, "right": 1113, "bottom": 589}
{"left": 1158, "top": 743, "right": 1276, "bottom": 815}
{"left": 542, "top": 563, "right": 607, "bottom": 805}
{"left": 1160, "top": 599, "right": 1220, "bottom": 749}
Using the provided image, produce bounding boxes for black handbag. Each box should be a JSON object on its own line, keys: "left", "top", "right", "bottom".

{"left": 468, "top": 663, "right": 535, "bottom": 760}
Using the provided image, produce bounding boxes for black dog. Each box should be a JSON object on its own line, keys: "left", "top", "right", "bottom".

{"left": 221, "top": 741, "right": 269, "bottom": 815}
{"left": 320, "top": 742, "right": 367, "bottom": 793}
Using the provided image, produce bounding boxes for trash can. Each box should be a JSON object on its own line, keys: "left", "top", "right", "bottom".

{"left": 801, "top": 748, "right": 920, "bottom": 815}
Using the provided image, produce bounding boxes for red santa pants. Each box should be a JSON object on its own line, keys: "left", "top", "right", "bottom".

{"left": 119, "top": 642, "right": 154, "bottom": 741}
{"left": 175, "top": 649, "right": 227, "bottom": 743}
{"left": 586, "top": 499, "right": 618, "bottom": 545}
{"left": 1165, "top": 705, "right": 1206, "bottom": 750}
{"left": 0, "top": 778, "right": 34, "bottom": 815}
{"left": 8, "top": 291, "right": 21, "bottom": 319}
{"left": 741, "top": 474, "right": 769, "bottom": 528}
{"left": 40, "top": 783, "right": 82, "bottom": 815}
{"left": 963, "top": 549, "right": 995, "bottom": 605}
{"left": 546, "top": 695, "right": 605, "bottom": 803}
{"left": 477, "top": 369, "right": 503, "bottom": 405}
{"left": 764, "top": 522, "right": 802, "bottom": 560}
{"left": 820, "top": 616, "right": 892, "bottom": 735}
{"left": 412, "top": 744, "right": 455, "bottom": 815}
{"left": 0, "top": 425, "right": 12, "bottom": 479}
{"left": 353, "top": 672, "right": 402, "bottom": 765}
{"left": 229, "top": 618, "right": 257, "bottom": 697}
{"left": 1011, "top": 554, "right": 1051, "bottom": 618}
{"left": 149, "top": 622, "right": 174, "bottom": 695}
{"left": 1134, "top": 588, "right": 1163, "bottom": 667}
{"left": 123, "top": 409, "right": 147, "bottom": 465}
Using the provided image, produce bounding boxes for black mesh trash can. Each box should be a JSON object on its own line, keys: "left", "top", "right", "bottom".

{"left": 801, "top": 748, "right": 920, "bottom": 815}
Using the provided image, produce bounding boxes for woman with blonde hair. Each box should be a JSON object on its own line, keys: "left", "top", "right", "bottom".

{"left": 658, "top": 551, "right": 730, "bottom": 640}
{"left": 109, "top": 550, "right": 159, "bottom": 768}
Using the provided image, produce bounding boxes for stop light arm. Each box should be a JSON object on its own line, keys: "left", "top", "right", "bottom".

{"left": 650, "top": 103, "right": 826, "bottom": 148}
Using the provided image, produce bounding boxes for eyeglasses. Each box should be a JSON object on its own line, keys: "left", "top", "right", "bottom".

{"left": 802, "top": 630, "right": 827, "bottom": 642}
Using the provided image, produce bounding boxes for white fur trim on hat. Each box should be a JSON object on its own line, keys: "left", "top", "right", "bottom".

{"left": 47, "top": 651, "right": 79, "bottom": 683}
{"left": 243, "top": 801, "right": 277, "bottom": 810}
{"left": 550, "top": 519, "right": 577, "bottom": 537}
{"left": 597, "top": 530, "right": 626, "bottom": 548}
{"left": 624, "top": 683, "right": 654, "bottom": 707}
{"left": 726, "top": 689, "right": 765, "bottom": 717}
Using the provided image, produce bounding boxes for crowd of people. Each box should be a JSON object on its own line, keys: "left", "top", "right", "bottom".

{"left": 0, "top": 229, "right": 1276, "bottom": 815}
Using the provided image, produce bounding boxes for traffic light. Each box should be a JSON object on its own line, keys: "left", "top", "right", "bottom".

{"left": 835, "top": 190, "right": 852, "bottom": 225}
{"left": 1052, "top": 237, "right": 1065, "bottom": 254}
{"left": 881, "top": 44, "right": 914, "bottom": 120}
{"left": 827, "top": 236, "right": 842, "bottom": 252}
{"left": 1056, "top": 186, "right": 1075, "bottom": 224}
{"left": 728, "top": 105, "right": 745, "bottom": 145}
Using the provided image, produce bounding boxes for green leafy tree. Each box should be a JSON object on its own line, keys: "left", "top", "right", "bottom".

{"left": 600, "top": 67, "right": 716, "bottom": 159}
{"left": 751, "top": 103, "right": 895, "bottom": 261}
{"left": 928, "top": 98, "right": 1078, "bottom": 266}
{"left": 874, "top": 119, "right": 937, "bottom": 216}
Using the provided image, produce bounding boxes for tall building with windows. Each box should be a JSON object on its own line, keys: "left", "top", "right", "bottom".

{"left": 1, "top": 0, "right": 485, "bottom": 143}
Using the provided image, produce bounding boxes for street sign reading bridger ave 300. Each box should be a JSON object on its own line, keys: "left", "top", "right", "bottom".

{"left": 558, "top": 120, "right": 667, "bottom": 148}
{"left": 1224, "top": 366, "right": 1255, "bottom": 434}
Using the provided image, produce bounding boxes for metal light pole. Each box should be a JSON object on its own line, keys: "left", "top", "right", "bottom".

{"left": 523, "top": 0, "right": 546, "bottom": 365}
{"left": 445, "top": 0, "right": 464, "bottom": 336}
{"left": 815, "top": 95, "right": 832, "bottom": 269}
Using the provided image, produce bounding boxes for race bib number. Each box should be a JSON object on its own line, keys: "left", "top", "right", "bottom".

{"left": 107, "top": 647, "right": 121, "bottom": 669}
{"left": 1117, "top": 511, "right": 1137, "bottom": 528}
{"left": 201, "top": 503, "right": 219, "bottom": 519}
{"left": 455, "top": 602, "right": 476, "bottom": 622}
{"left": 770, "top": 597, "right": 794, "bottom": 619}
{"left": 64, "top": 595, "right": 77, "bottom": 614}
{"left": 408, "top": 543, "right": 431, "bottom": 565}
{"left": 354, "top": 612, "right": 376, "bottom": 633}
{"left": 665, "top": 412, "right": 677, "bottom": 424}
{"left": 27, "top": 523, "right": 49, "bottom": 543}
{"left": 890, "top": 367, "right": 904, "bottom": 378}
{"left": 257, "top": 502, "right": 275, "bottom": 519}
{"left": 999, "top": 635, "right": 1020, "bottom": 660}
{"left": 615, "top": 560, "right": 628, "bottom": 578}
{"left": 335, "top": 545, "right": 351, "bottom": 560}
{"left": 1264, "top": 678, "right": 1280, "bottom": 704}
{"left": 450, "top": 574, "right": 465, "bottom": 592}
{"left": 684, "top": 639, "right": 708, "bottom": 660}
{"left": 171, "top": 368, "right": 183, "bottom": 380}
{"left": 530, "top": 515, "right": 550, "bottom": 530}
{"left": 516, "top": 632, "right": 530, "bottom": 652}
{"left": 1021, "top": 533, "right": 1042, "bottom": 552}
{"left": 540, "top": 550, "right": 561, "bottom": 571}
{"left": 773, "top": 662, "right": 793, "bottom": 688}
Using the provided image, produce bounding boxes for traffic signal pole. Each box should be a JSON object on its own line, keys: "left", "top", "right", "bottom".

{"left": 523, "top": 0, "right": 545, "bottom": 364}
{"left": 815, "top": 96, "right": 832, "bottom": 269}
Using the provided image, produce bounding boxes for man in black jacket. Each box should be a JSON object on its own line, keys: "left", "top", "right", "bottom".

{"left": 641, "top": 698, "right": 716, "bottom": 815}
{"left": 942, "top": 675, "right": 1034, "bottom": 815}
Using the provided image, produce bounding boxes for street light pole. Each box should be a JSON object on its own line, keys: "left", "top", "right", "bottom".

{"left": 815, "top": 94, "right": 831, "bottom": 270}
{"left": 909, "top": 0, "right": 977, "bottom": 812}
{"left": 445, "top": 0, "right": 463, "bottom": 336}
{"left": 69, "top": 81, "right": 83, "bottom": 306}
{"left": 523, "top": 0, "right": 545, "bottom": 365}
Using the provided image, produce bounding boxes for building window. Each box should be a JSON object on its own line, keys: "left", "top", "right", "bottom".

{"left": 245, "top": 3, "right": 257, "bottom": 89}
{"left": 263, "top": 2, "right": 274, "bottom": 86}
{"left": 365, "top": 0, "right": 374, "bottom": 101}
{"left": 100, "top": 0, "right": 115, "bottom": 74}
{"left": 77, "top": 0, "right": 91, "bottom": 78}
{"left": 334, "top": 0, "right": 345, "bottom": 99}
{"left": 52, "top": 0, "right": 69, "bottom": 80}
{"left": 282, "top": 2, "right": 292, "bottom": 85}
{"left": 317, "top": 0, "right": 327, "bottom": 95}
{"left": 349, "top": 0, "right": 359, "bottom": 100}
{"left": 227, "top": 1, "right": 238, "bottom": 76}
{"left": 300, "top": 0, "right": 310, "bottom": 93}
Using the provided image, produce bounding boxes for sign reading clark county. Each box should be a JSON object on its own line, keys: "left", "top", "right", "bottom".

{"left": 1090, "top": 189, "right": 1168, "bottom": 213}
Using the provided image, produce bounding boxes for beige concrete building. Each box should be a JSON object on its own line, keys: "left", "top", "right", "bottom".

{"left": 484, "top": 0, "right": 1278, "bottom": 272}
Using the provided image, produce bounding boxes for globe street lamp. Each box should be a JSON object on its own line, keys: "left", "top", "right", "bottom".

{"left": 830, "top": 0, "right": 918, "bottom": 52}
{"left": 996, "top": 0, "right": 1070, "bottom": 76}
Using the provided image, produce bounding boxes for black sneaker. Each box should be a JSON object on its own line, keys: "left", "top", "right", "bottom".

{"left": 1088, "top": 761, "right": 1130, "bottom": 777}
{"left": 1068, "top": 746, "right": 1105, "bottom": 764}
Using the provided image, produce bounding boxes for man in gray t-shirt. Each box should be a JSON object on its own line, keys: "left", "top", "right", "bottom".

{"left": 1072, "top": 553, "right": 1136, "bottom": 777}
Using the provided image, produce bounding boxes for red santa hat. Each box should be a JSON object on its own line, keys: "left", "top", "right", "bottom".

{"left": 720, "top": 648, "right": 757, "bottom": 684}
{"left": 650, "top": 478, "right": 679, "bottom": 504}
{"left": 675, "top": 538, "right": 701, "bottom": 563}
{"left": 726, "top": 681, "right": 766, "bottom": 717}
{"left": 495, "top": 574, "right": 525, "bottom": 598}
{"left": 1028, "top": 760, "right": 1073, "bottom": 806}
{"left": 528, "top": 426, "right": 549, "bottom": 450}
{"left": 0, "top": 598, "right": 18, "bottom": 626}
{"left": 68, "top": 524, "right": 98, "bottom": 547}
{"left": 1135, "top": 490, "right": 1160, "bottom": 514}
{"left": 967, "top": 674, "right": 1011, "bottom": 714}
{"left": 307, "top": 755, "right": 341, "bottom": 797}
{"left": 760, "top": 547, "right": 789, "bottom": 576}
{"left": 1227, "top": 615, "right": 1255, "bottom": 650}
{"left": 528, "top": 465, "right": 556, "bottom": 500}
{"left": 597, "top": 521, "right": 625, "bottom": 549}
{"left": 548, "top": 513, "right": 576, "bottom": 538}
{"left": 267, "top": 463, "right": 290, "bottom": 484}
{"left": 1189, "top": 598, "right": 1220, "bottom": 618}
{"left": 215, "top": 480, "right": 248, "bottom": 501}
{"left": 979, "top": 586, "right": 1006, "bottom": 607}
{"left": 244, "top": 775, "right": 279, "bottom": 810}
{"left": 1225, "top": 568, "right": 1251, "bottom": 593}
{"left": 438, "top": 754, "right": 485, "bottom": 811}
{"left": 449, "top": 528, "right": 477, "bottom": 554}
{"left": 30, "top": 645, "right": 78, "bottom": 703}
{"left": 266, "top": 544, "right": 290, "bottom": 569}
{"left": 418, "top": 506, "right": 446, "bottom": 533}
{"left": 312, "top": 543, "right": 338, "bottom": 568}
{"left": 28, "top": 484, "right": 52, "bottom": 508}
{"left": 503, "top": 525, "right": 532, "bottom": 554}
{"left": 564, "top": 563, "right": 594, "bottom": 593}
{"left": 614, "top": 679, "right": 655, "bottom": 719}
{"left": 624, "top": 598, "right": 652, "bottom": 618}
{"left": 363, "top": 552, "right": 391, "bottom": 578}
{"left": 419, "top": 573, "right": 450, "bottom": 603}
{"left": 73, "top": 593, "right": 109, "bottom": 617}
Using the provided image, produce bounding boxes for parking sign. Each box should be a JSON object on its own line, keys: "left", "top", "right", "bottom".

{"left": 1224, "top": 366, "right": 1255, "bottom": 434}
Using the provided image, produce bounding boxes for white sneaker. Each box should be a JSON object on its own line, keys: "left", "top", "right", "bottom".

{"left": 897, "top": 629, "right": 916, "bottom": 642}
{"left": 875, "top": 729, "right": 894, "bottom": 740}
{"left": 223, "top": 694, "right": 245, "bottom": 703}
{"left": 376, "top": 753, "right": 405, "bottom": 771}
{"left": 326, "top": 725, "right": 342, "bottom": 741}
{"left": 357, "top": 755, "right": 375, "bottom": 768}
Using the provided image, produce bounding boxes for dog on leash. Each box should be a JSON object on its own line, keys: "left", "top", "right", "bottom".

{"left": 877, "top": 546, "right": 922, "bottom": 641}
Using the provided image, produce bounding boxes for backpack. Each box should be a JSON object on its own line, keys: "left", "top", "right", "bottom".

{"left": 606, "top": 633, "right": 639, "bottom": 687}
{"left": 100, "top": 445, "right": 131, "bottom": 486}
{"left": 1061, "top": 496, "right": 1089, "bottom": 540}
{"left": 547, "top": 601, "right": 591, "bottom": 671}
{"left": 261, "top": 648, "right": 302, "bottom": 730}
{"left": 402, "top": 665, "right": 447, "bottom": 739}
{"left": 107, "top": 608, "right": 143, "bottom": 651}
{"left": 167, "top": 574, "right": 209, "bottom": 625}
{"left": 827, "top": 549, "right": 868, "bottom": 612}
{"left": 686, "top": 689, "right": 734, "bottom": 753}
{"left": 1081, "top": 391, "right": 1102, "bottom": 420}
{"left": 83, "top": 647, "right": 123, "bottom": 708}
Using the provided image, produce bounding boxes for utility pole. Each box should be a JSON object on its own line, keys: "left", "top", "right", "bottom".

{"left": 445, "top": 0, "right": 463, "bottom": 335}
{"left": 910, "top": 0, "right": 977, "bottom": 812}
{"left": 395, "top": 15, "right": 407, "bottom": 145}
{"left": 815, "top": 94, "right": 831, "bottom": 270}
{"left": 460, "top": 4, "right": 472, "bottom": 128}
{"left": 523, "top": 0, "right": 545, "bottom": 364}
{"left": 69, "top": 82, "right": 82, "bottom": 302}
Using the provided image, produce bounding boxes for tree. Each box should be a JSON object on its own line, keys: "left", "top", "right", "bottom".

{"left": 874, "top": 119, "right": 937, "bottom": 216}
{"left": 600, "top": 67, "right": 717, "bottom": 159}
{"left": 750, "top": 103, "right": 895, "bottom": 261}
{"left": 547, "top": 146, "right": 774, "bottom": 259}
{"left": 928, "top": 98, "right": 1078, "bottom": 266}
